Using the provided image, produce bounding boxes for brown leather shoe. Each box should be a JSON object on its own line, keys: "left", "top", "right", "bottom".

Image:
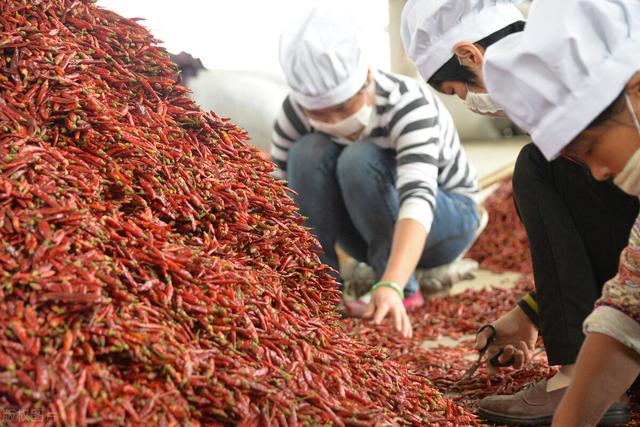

{"left": 478, "top": 379, "right": 630, "bottom": 425}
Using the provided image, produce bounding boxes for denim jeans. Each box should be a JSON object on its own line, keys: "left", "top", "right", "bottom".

{"left": 287, "top": 132, "right": 480, "bottom": 296}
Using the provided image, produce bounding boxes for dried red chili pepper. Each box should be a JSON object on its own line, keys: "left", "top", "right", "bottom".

{"left": 0, "top": 1, "right": 477, "bottom": 425}
{"left": 468, "top": 180, "right": 533, "bottom": 274}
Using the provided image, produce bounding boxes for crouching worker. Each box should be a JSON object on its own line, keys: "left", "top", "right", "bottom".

{"left": 401, "top": 0, "right": 638, "bottom": 423}
{"left": 270, "top": 7, "right": 481, "bottom": 338}
{"left": 482, "top": 0, "right": 640, "bottom": 424}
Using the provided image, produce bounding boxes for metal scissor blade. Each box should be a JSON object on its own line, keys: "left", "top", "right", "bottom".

{"left": 453, "top": 359, "right": 483, "bottom": 385}
{"left": 446, "top": 324, "right": 498, "bottom": 395}
{"left": 447, "top": 360, "right": 483, "bottom": 395}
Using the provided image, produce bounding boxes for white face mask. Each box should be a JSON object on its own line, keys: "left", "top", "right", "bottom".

{"left": 455, "top": 56, "right": 506, "bottom": 117}
{"left": 464, "top": 90, "right": 506, "bottom": 116}
{"left": 308, "top": 87, "right": 374, "bottom": 141}
{"left": 613, "top": 93, "right": 640, "bottom": 196}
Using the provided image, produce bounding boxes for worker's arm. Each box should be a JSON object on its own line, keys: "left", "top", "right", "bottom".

{"left": 366, "top": 87, "right": 456, "bottom": 338}
{"left": 380, "top": 218, "right": 428, "bottom": 289}
{"left": 554, "top": 214, "right": 640, "bottom": 425}
{"left": 552, "top": 332, "right": 640, "bottom": 427}
{"left": 364, "top": 218, "right": 427, "bottom": 338}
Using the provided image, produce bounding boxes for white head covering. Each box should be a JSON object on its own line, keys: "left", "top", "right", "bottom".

{"left": 401, "top": 0, "right": 524, "bottom": 83}
{"left": 279, "top": 7, "right": 368, "bottom": 110}
{"left": 484, "top": 0, "right": 640, "bottom": 160}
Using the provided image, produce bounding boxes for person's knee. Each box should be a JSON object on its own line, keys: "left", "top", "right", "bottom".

{"left": 336, "top": 141, "right": 388, "bottom": 188}
{"left": 288, "top": 133, "right": 334, "bottom": 166}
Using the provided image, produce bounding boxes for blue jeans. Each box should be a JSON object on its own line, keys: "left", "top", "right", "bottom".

{"left": 287, "top": 133, "right": 480, "bottom": 296}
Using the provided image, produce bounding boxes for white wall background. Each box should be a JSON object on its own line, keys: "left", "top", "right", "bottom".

{"left": 97, "top": 0, "right": 391, "bottom": 73}
{"left": 95, "top": 1, "right": 527, "bottom": 149}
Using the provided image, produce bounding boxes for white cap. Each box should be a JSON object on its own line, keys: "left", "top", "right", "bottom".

{"left": 279, "top": 7, "right": 368, "bottom": 110}
{"left": 401, "top": 0, "right": 524, "bottom": 83}
{"left": 484, "top": 0, "right": 640, "bottom": 160}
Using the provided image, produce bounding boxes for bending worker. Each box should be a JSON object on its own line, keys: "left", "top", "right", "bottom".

{"left": 482, "top": 0, "right": 640, "bottom": 425}
{"left": 401, "top": 0, "right": 637, "bottom": 423}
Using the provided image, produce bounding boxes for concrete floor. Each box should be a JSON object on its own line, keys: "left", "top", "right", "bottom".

{"left": 449, "top": 268, "right": 522, "bottom": 295}
{"left": 463, "top": 136, "right": 527, "bottom": 179}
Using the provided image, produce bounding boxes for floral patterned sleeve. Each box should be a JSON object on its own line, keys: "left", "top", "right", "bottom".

{"left": 584, "top": 212, "right": 640, "bottom": 355}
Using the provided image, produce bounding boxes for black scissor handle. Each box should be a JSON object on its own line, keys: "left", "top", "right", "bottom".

{"left": 489, "top": 348, "right": 516, "bottom": 368}
{"left": 476, "top": 325, "right": 516, "bottom": 368}
{"left": 476, "top": 324, "right": 497, "bottom": 353}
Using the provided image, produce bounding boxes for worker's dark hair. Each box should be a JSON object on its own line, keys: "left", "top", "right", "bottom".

{"left": 428, "top": 21, "right": 526, "bottom": 89}
{"left": 562, "top": 89, "right": 626, "bottom": 157}
{"left": 586, "top": 89, "right": 626, "bottom": 129}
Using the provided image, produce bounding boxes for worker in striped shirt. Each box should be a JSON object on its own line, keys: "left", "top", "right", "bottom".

{"left": 272, "top": 6, "right": 481, "bottom": 338}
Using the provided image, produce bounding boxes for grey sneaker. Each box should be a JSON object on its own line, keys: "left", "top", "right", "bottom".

{"left": 417, "top": 259, "right": 479, "bottom": 293}
{"left": 342, "top": 260, "right": 376, "bottom": 298}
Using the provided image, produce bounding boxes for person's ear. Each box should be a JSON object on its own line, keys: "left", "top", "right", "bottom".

{"left": 364, "top": 68, "right": 375, "bottom": 104}
{"left": 452, "top": 42, "right": 485, "bottom": 67}
{"left": 627, "top": 71, "right": 640, "bottom": 98}
{"left": 625, "top": 71, "right": 640, "bottom": 115}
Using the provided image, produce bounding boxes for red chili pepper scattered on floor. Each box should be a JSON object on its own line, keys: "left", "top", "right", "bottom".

{"left": 346, "top": 257, "right": 640, "bottom": 426}
{"left": 467, "top": 180, "right": 533, "bottom": 274}
{"left": 0, "top": 1, "right": 477, "bottom": 425}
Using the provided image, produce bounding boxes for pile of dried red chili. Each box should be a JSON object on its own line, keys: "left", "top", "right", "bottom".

{"left": 467, "top": 180, "right": 533, "bottom": 274}
{"left": 0, "top": 1, "right": 478, "bottom": 425}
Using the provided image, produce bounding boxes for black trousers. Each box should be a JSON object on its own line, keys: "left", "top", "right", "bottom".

{"left": 512, "top": 143, "right": 639, "bottom": 365}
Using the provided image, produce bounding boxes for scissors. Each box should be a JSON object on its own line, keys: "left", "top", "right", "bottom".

{"left": 452, "top": 324, "right": 515, "bottom": 386}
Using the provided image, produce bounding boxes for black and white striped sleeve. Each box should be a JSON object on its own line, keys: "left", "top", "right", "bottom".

{"left": 269, "top": 95, "right": 310, "bottom": 180}
{"left": 389, "top": 90, "right": 442, "bottom": 233}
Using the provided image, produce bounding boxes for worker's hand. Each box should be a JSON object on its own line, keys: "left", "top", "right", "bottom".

{"left": 364, "top": 286, "right": 413, "bottom": 338}
{"left": 475, "top": 305, "right": 538, "bottom": 374}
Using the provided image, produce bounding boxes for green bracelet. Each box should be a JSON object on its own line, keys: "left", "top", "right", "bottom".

{"left": 371, "top": 281, "right": 404, "bottom": 300}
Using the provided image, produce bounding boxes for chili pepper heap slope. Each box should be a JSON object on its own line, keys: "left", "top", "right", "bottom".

{"left": 467, "top": 181, "right": 532, "bottom": 274}
{"left": 0, "top": 1, "right": 475, "bottom": 425}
